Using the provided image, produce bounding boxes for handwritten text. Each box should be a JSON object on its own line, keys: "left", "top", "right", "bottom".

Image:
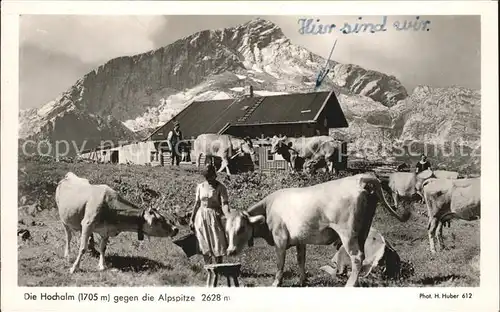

{"left": 298, "top": 16, "right": 431, "bottom": 35}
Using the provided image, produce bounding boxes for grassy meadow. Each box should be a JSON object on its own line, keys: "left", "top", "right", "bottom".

{"left": 17, "top": 158, "right": 480, "bottom": 287}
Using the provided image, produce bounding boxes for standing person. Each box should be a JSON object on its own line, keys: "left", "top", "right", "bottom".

{"left": 159, "top": 149, "right": 165, "bottom": 166}
{"left": 167, "top": 121, "right": 183, "bottom": 166}
{"left": 416, "top": 154, "right": 431, "bottom": 174}
{"left": 189, "top": 165, "right": 229, "bottom": 264}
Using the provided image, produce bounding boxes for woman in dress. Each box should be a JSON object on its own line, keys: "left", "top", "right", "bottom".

{"left": 189, "top": 164, "right": 229, "bottom": 264}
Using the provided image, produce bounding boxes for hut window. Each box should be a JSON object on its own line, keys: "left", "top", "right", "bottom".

{"left": 150, "top": 151, "right": 158, "bottom": 161}
{"left": 267, "top": 149, "right": 274, "bottom": 161}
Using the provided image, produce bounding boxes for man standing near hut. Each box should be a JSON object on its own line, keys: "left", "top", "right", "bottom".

{"left": 167, "top": 121, "right": 183, "bottom": 166}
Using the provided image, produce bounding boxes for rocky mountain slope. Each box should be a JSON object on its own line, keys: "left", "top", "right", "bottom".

{"left": 329, "top": 84, "right": 480, "bottom": 172}
{"left": 19, "top": 83, "right": 140, "bottom": 156}
{"left": 19, "top": 18, "right": 480, "bottom": 172}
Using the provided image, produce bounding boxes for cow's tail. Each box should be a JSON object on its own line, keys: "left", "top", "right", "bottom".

{"left": 372, "top": 178, "right": 411, "bottom": 222}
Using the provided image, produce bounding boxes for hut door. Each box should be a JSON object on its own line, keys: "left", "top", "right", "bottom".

{"left": 339, "top": 142, "right": 348, "bottom": 170}
{"left": 111, "top": 151, "right": 119, "bottom": 164}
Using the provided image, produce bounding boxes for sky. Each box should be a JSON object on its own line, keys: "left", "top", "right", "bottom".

{"left": 19, "top": 15, "right": 481, "bottom": 109}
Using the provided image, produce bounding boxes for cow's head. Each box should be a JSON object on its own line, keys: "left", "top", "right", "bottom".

{"left": 141, "top": 207, "right": 179, "bottom": 238}
{"left": 225, "top": 210, "right": 265, "bottom": 256}
{"left": 239, "top": 137, "right": 257, "bottom": 163}
{"left": 270, "top": 135, "right": 291, "bottom": 155}
{"left": 303, "top": 159, "right": 318, "bottom": 174}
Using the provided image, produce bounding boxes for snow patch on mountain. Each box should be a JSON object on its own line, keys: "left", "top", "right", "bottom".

{"left": 230, "top": 87, "right": 245, "bottom": 92}
{"left": 250, "top": 65, "right": 263, "bottom": 73}
{"left": 19, "top": 95, "right": 78, "bottom": 139}
{"left": 251, "top": 77, "right": 264, "bottom": 83}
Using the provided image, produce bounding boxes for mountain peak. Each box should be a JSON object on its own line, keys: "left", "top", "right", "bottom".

{"left": 241, "top": 17, "right": 281, "bottom": 31}
{"left": 178, "top": 17, "right": 286, "bottom": 51}
{"left": 235, "top": 17, "right": 285, "bottom": 42}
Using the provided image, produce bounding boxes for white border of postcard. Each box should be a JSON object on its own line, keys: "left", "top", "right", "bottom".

{"left": 2, "top": 1, "right": 499, "bottom": 312}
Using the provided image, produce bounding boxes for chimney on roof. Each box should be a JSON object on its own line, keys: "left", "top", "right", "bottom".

{"left": 244, "top": 85, "right": 254, "bottom": 98}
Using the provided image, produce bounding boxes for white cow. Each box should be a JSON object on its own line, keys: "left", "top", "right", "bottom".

{"left": 422, "top": 177, "right": 480, "bottom": 253}
{"left": 270, "top": 135, "right": 341, "bottom": 174}
{"left": 56, "top": 172, "right": 179, "bottom": 273}
{"left": 320, "top": 227, "right": 401, "bottom": 280}
{"left": 224, "top": 172, "right": 410, "bottom": 287}
{"left": 383, "top": 169, "right": 461, "bottom": 209}
{"left": 192, "top": 134, "right": 257, "bottom": 176}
